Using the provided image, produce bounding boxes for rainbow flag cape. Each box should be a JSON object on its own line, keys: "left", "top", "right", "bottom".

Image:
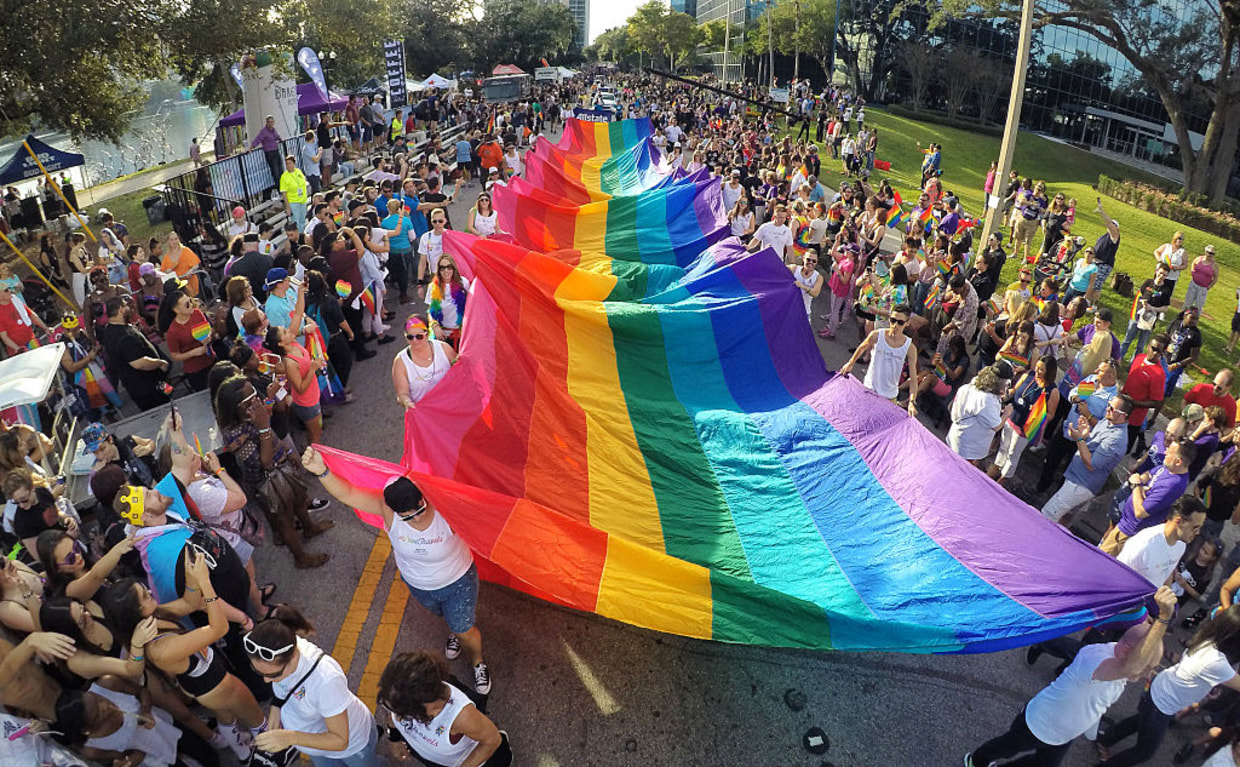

{"left": 317, "top": 117, "right": 1152, "bottom": 654}
{"left": 1022, "top": 391, "right": 1050, "bottom": 443}
{"left": 190, "top": 320, "right": 211, "bottom": 343}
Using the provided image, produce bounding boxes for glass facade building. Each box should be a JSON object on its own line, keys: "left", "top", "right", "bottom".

{"left": 837, "top": 0, "right": 1215, "bottom": 170}
{"left": 672, "top": 0, "right": 698, "bottom": 18}
{"left": 563, "top": 0, "right": 590, "bottom": 50}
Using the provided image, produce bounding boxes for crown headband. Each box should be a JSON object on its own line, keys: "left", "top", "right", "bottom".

{"left": 118, "top": 486, "right": 145, "bottom": 525}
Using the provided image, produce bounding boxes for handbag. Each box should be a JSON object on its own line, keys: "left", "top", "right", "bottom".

{"left": 256, "top": 444, "right": 309, "bottom": 520}
{"left": 247, "top": 651, "right": 326, "bottom": 767}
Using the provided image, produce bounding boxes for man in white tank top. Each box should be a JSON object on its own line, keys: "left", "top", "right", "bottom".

{"left": 838, "top": 303, "right": 920, "bottom": 417}
{"left": 789, "top": 253, "right": 823, "bottom": 317}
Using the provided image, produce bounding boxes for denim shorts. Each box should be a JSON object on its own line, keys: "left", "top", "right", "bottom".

{"left": 403, "top": 563, "right": 478, "bottom": 633}
{"left": 291, "top": 401, "right": 321, "bottom": 423}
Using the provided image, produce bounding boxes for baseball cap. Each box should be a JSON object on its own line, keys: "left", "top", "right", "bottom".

{"left": 1183, "top": 403, "right": 1206, "bottom": 423}
{"left": 486, "top": 167, "right": 499, "bottom": 174}
{"left": 232, "top": 206, "right": 246, "bottom": 218}
{"left": 1206, "top": 244, "right": 1216, "bottom": 254}
{"left": 383, "top": 476, "right": 425, "bottom": 514}
{"left": 82, "top": 422, "right": 109, "bottom": 453}
{"left": 264, "top": 268, "right": 289, "bottom": 289}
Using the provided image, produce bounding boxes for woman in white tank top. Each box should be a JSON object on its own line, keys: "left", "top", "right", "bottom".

{"left": 391, "top": 316, "right": 458, "bottom": 409}
{"left": 379, "top": 652, "right": 512, "bottom": 767}
{"left": 467, "top": 193, "right": 501, "bottom": 238}
{"left": 300, "top": 448, "right": 492, "bottom": 696}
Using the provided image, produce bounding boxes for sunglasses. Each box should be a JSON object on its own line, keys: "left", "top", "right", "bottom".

{"left": 890, "top": 317, "right": 908, "bottom": 325}
{"left": 244, "top": 633, "right": 295, "bottom": 664}
{"left": 1106, "top": 404, "right": 1130, "bottom": 418}
{"left": 405, "top": 332, "right": 427, "bottom": 340}
{"left": 398, "top": 500, "right": 429, "bottom": 521}
{"left": 60, "top": 540, "right": 85, "bottom": 566}
{"left": 439, "top": 265, "right": 454, "bottom": 271}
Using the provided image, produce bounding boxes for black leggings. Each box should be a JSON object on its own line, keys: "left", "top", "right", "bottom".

{"left": 973, "top": 707, "right": 1070, "bottom": 767}
{"left": 1036, "top": 431, "right": 1077, "bottom": 493}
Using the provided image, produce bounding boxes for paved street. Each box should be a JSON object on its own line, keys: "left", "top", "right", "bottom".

{"left": 209, "top": 135, "right": 1194, "bottom": 767}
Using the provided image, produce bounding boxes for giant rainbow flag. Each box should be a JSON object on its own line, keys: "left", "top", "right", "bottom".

{"left": 319, "top": 118, "right": 1154, "bottom": 653}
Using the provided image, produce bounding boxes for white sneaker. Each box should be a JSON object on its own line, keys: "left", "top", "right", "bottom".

{"left": 445, "top": 633, "right": 462, "bottom": 660}
{"left": 207, "top": 731, "right": 229, "bottom": 751}
{"left": 473, "top": 662, "right": 492, "bottom": 695}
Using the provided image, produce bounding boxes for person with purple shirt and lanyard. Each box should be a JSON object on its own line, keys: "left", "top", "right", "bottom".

{"left": 249, "top": 115, "right": 284, "bottom": 197}
{"left": 1100, "top": 437, "right": 1196, "bottom": 557}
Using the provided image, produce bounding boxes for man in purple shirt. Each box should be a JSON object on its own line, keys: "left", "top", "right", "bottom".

{"left": 250, "top": 115, "right": 284, "bottom": 192}
{"left": 1100, "top": 438, "right": 1195, "bottom": 557}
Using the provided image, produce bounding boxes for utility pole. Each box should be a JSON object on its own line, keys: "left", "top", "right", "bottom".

{"left": 794, "top": 0, "right": 801, "bottom": 83}
{"left": 980, "top": 0, "right": 1035, "bottom": 248}
{"left": 767, "top": 0, "right": 775, "bottom": 88}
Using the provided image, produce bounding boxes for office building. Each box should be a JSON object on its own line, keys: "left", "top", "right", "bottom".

{"left": 671, "top": 0, "right": 697, "bottom": 17}
{"left": 564, "top": 0, "right": 590, "bottom": 50}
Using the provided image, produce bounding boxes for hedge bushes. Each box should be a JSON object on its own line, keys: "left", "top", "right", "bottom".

{"left": 1097, "top": 175, "right": 1240, "bottom": 245}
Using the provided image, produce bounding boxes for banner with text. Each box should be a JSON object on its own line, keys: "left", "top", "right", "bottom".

{"left": 384, "top": 40, "right": 408, "bottom": 109}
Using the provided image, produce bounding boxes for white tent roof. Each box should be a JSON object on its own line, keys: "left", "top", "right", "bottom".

{"left": 557, "top": 67, "right": 577, "bottom": 77}
{"left": 0, "top": 343, "right": 64, "bottom": 409}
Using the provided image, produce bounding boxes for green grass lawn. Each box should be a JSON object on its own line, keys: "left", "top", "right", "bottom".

{"left": 838, "top": 107, "right": 1239, "bottom": 395}
{"left": 102, "top": 188, "right": 174, "bottom": 247}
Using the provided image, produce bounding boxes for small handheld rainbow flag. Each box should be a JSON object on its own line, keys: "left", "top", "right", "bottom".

{"left": 335, "top": 280, "right": 353, "bottom": 299}
{"left": 986, "top": 298, "right": 1002, "bottom": 317}
{"left": 1022, "top": 391, "right": 1049, "bottom": 443}
{"left": 934, "top": 360, "right": 948, "bottom": 380}
{"left": 360, "top": 284, "right": 378, "bottom": 315}
{"left": 827, "top": 206, "right": 843, "bottom": 224}
{"left": 1075, "top": 380, "right": 1097, "bottom": 399}
{"left": 193, "top": 432, "right": 204, "bottom": 457}
{"left": 918, "top": 206, "right": 935, "bottom": 229}
{"left": 1130, "top": 295, "right": 1142, "bottom": 320}
{"left": 924, "top": 281, "right": 941, "bottom": 307}
{"left": 190, "top": 320, "right": 211, "bottom": 343}
{"left": 885, "top": 204, "right": 904, "bottom": 228}
{"left": 935, "top": 260, "right": 952, "bottom": 279}
{"left": 999, "top": 350, "right": 1030, "bottom": 369}
{"left": 1203, "top": 485, "right": 1213, "bottom": 509}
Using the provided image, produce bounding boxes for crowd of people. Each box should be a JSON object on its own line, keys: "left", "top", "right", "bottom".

{"left": 0, "top": 68, "right": 1238, "bottom": 766}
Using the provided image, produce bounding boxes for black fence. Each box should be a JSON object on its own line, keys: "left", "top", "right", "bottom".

{"left": 162, "top": 134, "right": 309, "bottom": 242}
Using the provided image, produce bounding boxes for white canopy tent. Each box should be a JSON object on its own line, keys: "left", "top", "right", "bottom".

{"left": 408, "top": 74, "right": 457, "bottom": 92}
{"left": 0, "top": 343, "right": 64, "bottom": 410}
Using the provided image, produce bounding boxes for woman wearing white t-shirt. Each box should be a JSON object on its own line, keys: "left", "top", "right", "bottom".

{"left": 379, "top": 652, "right": 511, "bottom": 766}
{"left": 246, "top": 608, "right": 379, "bottom": 767}
{"left": 301, "top": 447, "right": 491, "bottom": 695}
{"left": 1096, "top": 605, "right": 1240, "bottom": 765}
{"left": 417, "top": 210, "right": 448, "bottom": 300}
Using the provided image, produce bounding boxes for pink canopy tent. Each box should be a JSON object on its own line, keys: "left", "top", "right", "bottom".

{"left": 491, "top": 64, "right": 526, "bottom": 76}
{"left": 219, "top": 83, "right": 350, "bottom": 128}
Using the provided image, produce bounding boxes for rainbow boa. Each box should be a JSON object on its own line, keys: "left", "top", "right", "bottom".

{"left": 428, "top": 278, "right": 467, "bottom": 328}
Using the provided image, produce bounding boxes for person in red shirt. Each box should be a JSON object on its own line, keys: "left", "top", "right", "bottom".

{"left": 1185, "top": 369, "right": 1237, "bottom": 429}
{"left": 162, "top": 290, "right": 214, "bottom": 391}
{"left": 0, "top": 283, "right": 47, "bottom": 353}
{"left": 1122, "top": 335, "right": 1168, "bottom": 456}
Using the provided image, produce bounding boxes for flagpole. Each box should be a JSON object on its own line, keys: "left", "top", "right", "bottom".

{"left": 0, "top": 228, "right": 79, "bottom": 310}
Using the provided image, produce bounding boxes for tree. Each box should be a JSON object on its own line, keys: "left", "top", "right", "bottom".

{"left": 973, "top": 66, "right": 1009, "bottom": 124}
{"left": 467, "top": 0, "right": 576, "bottom": 72}
{"left": 628, "top": 1, "right": 669, "bottom": 68}
{"left": 663, "top": 12, "right": 705, "bottom": 72}
{"left": 700, "top": 19, "right": 730, "bottom": 53}
{"left": 750, "top": 0, "right": 838, "bottom": 77}
{"left": 942, "top": 47, "right": 975, "bottom": 120}
{"left": 396, "top": 0, "right": 471, "bottom": 77}
{"left": 898, "top": 41, "right": 941, "bottom": 109}
{"left": 588, "top": 26, "right": 640, "bottom": 66}
{"left": 0, "top": 0, "right": 170, "bottom": 142}
{"left": 835, "top": 0, "right": 909, "bottom": 99}
{"left": 943, "top": 0, "right": 1240, "bottom": 204}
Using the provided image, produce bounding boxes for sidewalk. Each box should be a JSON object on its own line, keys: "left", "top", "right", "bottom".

{"left": 75, "top": 155, "right": 212, "bottom": 208}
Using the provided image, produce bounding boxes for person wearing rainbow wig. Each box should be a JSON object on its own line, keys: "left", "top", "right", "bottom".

{"left": 426, "top": 255, "right": 469, "bottom": 350}
{"left": 391, "top": 315, "right": 457, "bottom": 411}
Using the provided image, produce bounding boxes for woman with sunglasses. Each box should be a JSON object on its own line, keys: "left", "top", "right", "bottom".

{"left": 163, "top": 290, "right": 215, "bottom": 391}
{"left": 103, "top": 556, "right": 265, "bottom": 761}
{"left": 416, "top": 210, "right": 449, "bottom": 301}
{"left": 263, "top": 323, "right": 325, "bottom": 445}
{"left": 379, "top": 651, "right": 511, "bottom": 767}
{"left": 989, "top": 355, "right": 1060, "bottom": 486}
{"left": 301, "top": 446, "right": 491, "bottom": 695}
{"left": 467, "top": 193, "right": 500, "bottom": 238}
{"left": 36, "top": 528, "right": 134, "bottom": 603}
{"left": 392, "top": 316, "right": 458, "bottom": 410}
{"left": 428, "top": 257, "right": 470, "bottom": 350}
{"left": 245, "top": 606, "right": 380, "bottom": 767}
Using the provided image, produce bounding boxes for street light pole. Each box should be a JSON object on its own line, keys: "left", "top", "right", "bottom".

{"left": 979, "top": 0, "right": 1035, "bottom": 249}
{"left": 794, "top": 0, "right": 801, "bottom": 83}
{"left": 767, "top": 0, "right": 775, "bottom": 88}
{"left": 723, "top": 0, "right": 732, "bottom": 84}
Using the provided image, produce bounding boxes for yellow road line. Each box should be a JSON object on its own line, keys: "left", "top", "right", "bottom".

{"left": 331, "top": 535, "right": 392, "bottom": 672}
{"left": 357, "top": 572, "right": 410, "bottom": 706}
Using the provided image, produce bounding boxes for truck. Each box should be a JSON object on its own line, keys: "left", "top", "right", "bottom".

{"left": 481, "top": 75, "right": 531, "bottom": 103}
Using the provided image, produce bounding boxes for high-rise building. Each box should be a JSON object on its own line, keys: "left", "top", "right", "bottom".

{"left": 563, "top": 0, "right": 590, "bottom": 50}
{"left": 671, "top": 0, "right": 697, "bottom": 17}
{"left": 696, "top": 0, "right": 762, "bottom": 81}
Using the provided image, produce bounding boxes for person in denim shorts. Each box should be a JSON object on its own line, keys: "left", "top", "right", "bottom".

{"left": 301, "top": 447, "right": 492, "bottom": 695}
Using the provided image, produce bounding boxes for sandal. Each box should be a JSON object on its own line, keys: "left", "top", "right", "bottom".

{"left": 259, "top": 583, "right": 277, "bottom": 605}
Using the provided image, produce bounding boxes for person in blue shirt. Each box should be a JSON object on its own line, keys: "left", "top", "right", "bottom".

{"left": 455, "top": 136, "right": 475, "bottom": 184}
{"left": 1041, "top": 393, "right": 1132, "bottom": 527}
{"left": 383, "top": 199, "right": 415, "bottom": 305}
